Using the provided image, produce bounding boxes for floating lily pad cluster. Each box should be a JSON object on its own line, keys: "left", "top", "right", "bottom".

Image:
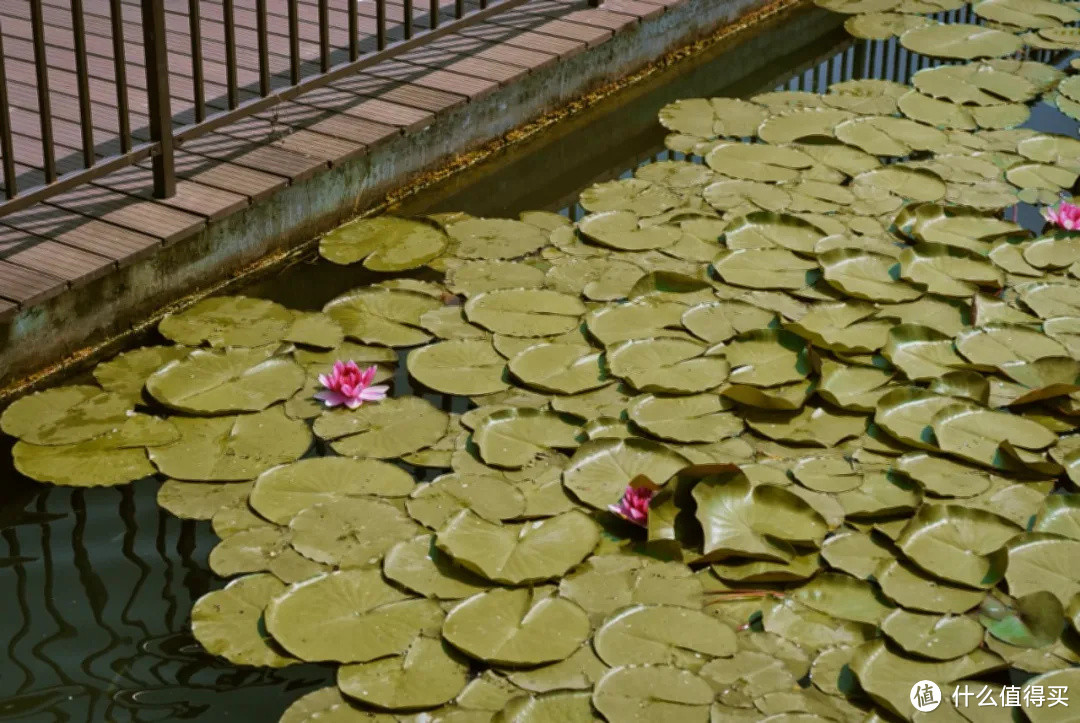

{"left": 5, "top": 8, "right": 1080, "bottom": 722}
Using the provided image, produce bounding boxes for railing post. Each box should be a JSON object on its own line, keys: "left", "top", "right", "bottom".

{"left": 141, "top": 0, "right": 175, "bottom": 199}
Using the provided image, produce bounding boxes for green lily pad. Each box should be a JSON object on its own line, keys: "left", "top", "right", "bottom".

{"left": 406, "top": 473, "right": 526, "bottom": 529}
{"left": 1006, "top": 532, "right": 1080, "bottom": 605}
{"left": 1034, "top": 495, "right": 1080, "bottom": 540}
{"left": 280, "top": 687, "right": 393, "bottom": 722}
{"left": 146, "top": 347, "right": 305, "bottom": 415}
{"left": 658, "top": 97, "right": 768, "bottom": 138}
{"left": 979, "top": 590, "right": 1065, "bottom": 648}
{"left": 712, "top": 249, "right": 819, "bottom": 290}
{"left": 265, "top": 568, "right": 443, "bottom": 663}
{"left": 495, "top": 691, "right": 595, "bottom": 722}
{"left": 628, "top": 394, "right": 742, "bottom": 443}
{"left": 159, "top": 296, "right": 293, "bottom": 348}
{"left": 249, "top": 457, "right": 414, "bottom": 524}
{"left": 464, "top": 289, "right": 585, "bottom": 338}
{"left": 593, "top": 603, "right": 736, "bottom": 668}
{"left": 1021, "top": 668, "right": 1080, "bottom": 722}
{"left": 681, "top": 300, "right": 775, "bottom": 344}
{"left": 1, "top": 386, "right": 133, "bottom": 446}
{"left": 12, "top": 434, "right": 158, "bottom": 487}
{"left": 725, "top": 329, "right": 809, "bottom": 387}
{"left": 190, "top": 573, "right": 299, "bottom": 668}
{"left": 745, "top": 405, "right": 866, "bottom": 448}
{"left": 471, "top": 409, "right": 582, "bottom": 469}
{"left": 592, "top": 665, "right": 712, "bottom": 723}
{"left": 817, "top": 359, "right": 894, "bottom": 413}
{"left": 563, "top": 438, "right": 689, "bottom": 510}
{"left": 507, "top": 644, "right": 609, "bottom": 693}
{"left": 874, "top": 387, "right": 954, "bottom": 450}
{"left": 148, "top": 407, "right": 312, "bottom": 481}
{"left": 900, "top": 23, "right": 1024, "bottom": 59}
{"left": 289, "top": 497, "right": 419, "bottom": 568}
{"left": 435, "top": 510, "right": 598, "bottom": 585}
{"left": 407, "top": 339, "right": 509, "bottom": 395}
{"left": 820, "top": 528, "right": 894, "bottom": 579}
{"left": 447, "top": 259, "right": 547, "bottom": 296}
{"left": 896, "top": 504, "right": 1020, "bottom": 588}
{"left": 283, "top": 312, "right": 344, "bottom": 349}
{"left": 446, "top": 218, "right": 549, "bottom": 259}
{"left": 382, "top": 535, "right": 491, "bottom": 600}
{"left": 580, "top": 178, "right": 680, "bottom": 216}
{"left": 606, "top": 336, "right": 730, "bottom": 393}
{"left": 507, "top": 343, "right": 608, "bottom": 394}
{"left": 692, "top": 469, "right": 828, "bottom": 562}
{"left": 441, "top": 587, "right": 590, "bottom": 666}
{"left": 876, "top": 557, "right": 987, "bottom": 613}
{"left": 585, "top": 299, "right": 689, "bottom": 346}
{"left": 893, "top": 452, "right": 994, "bottom": 497}
{"left": 92, "top": 346, "right": 191, "bottom": 402}
{"left": 323, "top": 288, "right": 439, "bottom": 347}
{"left": 931, "top": 400, "right": 1057, "bottom": 470}
{"left": 819, "top": 249, "right": 923, "bottom": 303}
{"left": 883, "top": 324, "right": 967, "bottom": 381}
{"left": 157, "top": 479, "right": 254, "bottom": 520}
{"left": 578, "top": 211, "right": 682, "bottom": 251}
{"left": 337, "top": 636, "right": 469, "bottom": 711}
{"left": 792, "top": 572, "right": 894, "bottom": 624}
{"left": 558, "top": 556, "right": 702, "bottom": 623}
{"left": 882, "top": 607, "right": 984, "bottom": 660}
{"left": 313, "top": 397, "right": 449, "bottom": 458}
{"left": 319, "top": 216, "right": 448, "bottom": 270}
{"left": 850, "top": 638, "right": 1005, "bottom": 718}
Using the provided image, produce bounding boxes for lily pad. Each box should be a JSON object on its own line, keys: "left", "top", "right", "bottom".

{"left": 190, "top": 573, "right": 298, "bottom": 668}
{"left": 1, "top": 386, "right": 133, "bottom": 446}
{"left": 441, "top": 587, "right": 590, "bottom": 666}
{"left": 146, "top": 347, "right": 305, "bottom": 415}
{"left": 382, "top": 535, "right": 491, "bottom": 600}
{"left": 592, "top": 665, "right": 712, "bottom": 723}
{"left": 900, "top": 23, "right": 1024, "bottom": 59}
{"left": 324, "top": 288, "right": 439, "bottom": 347}
{"left": 435, "top": 510, "right": 599, "bottom": 585}
{"left": 472, "top": 409, "right": 582, "bottom": 468}
{"left": 628, "top": 394, "right": 742, "bottom": 443}
{"left": 1006, "top": 532, "right": 1080, "bottom": 604}
{"left": 148, "top": 407, "right": 312, "bottom": 481}
{"left": 508, "top": 343, "right": 608, "bottom": 394}
{"left": 319, "top": 216, "right": 448, "bottom": 270}
{"left": 712, "top": 249, "right": 819, "bottom": 290}
{"left": 446, "top": 218, "right": 549, "bottom": 259}
{"left": 289, "top": 497, "right": 420, "bottom": 568}
{"left": 896, "top": 504, "right": 1020, "bottom": 587}
{"left": 249, "top": 457, "right": 414, "bottom": 524}
{"left": 406, "top": 473, "right": 526, "bottom": 529}
{"left": 337, "top": 636, "right": 469, "bottom": 710}
{"left": 407, "top": 339, "right": 509, "bottom": 395}
{"left": 265, "top": 568, "right": 443, "bottom": 662}
{"left": 464, "top": 289, "right": 585, "bottom": 338}
{"left": 563, "top": 438, "right": 689, "bottom": 510}
{"left": 606, "top": 337, "right": 730, "bottom": 393}
{"left": 92, "top": 346, "right": 191, "bottom": 402}
{"left": 313, "top": 397, "right": 448, "bottom": 458}
{"left": 159, "top": 296, "right": 293, "bottom": 348}
{"left": 593, "top": 604, "right": 736, "bottom": 668}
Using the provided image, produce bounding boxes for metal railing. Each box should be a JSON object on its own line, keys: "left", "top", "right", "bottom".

{"left": 0, "top": 0, "right": 600, "bottom": 217}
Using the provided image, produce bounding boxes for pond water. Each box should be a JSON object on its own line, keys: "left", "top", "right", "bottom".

{"left": 0, "top": 3, "right": 1077, "bottom": 721}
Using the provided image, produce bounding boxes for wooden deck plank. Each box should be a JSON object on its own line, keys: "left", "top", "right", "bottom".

{"left": 457, "top": 25, "right": 587, "bottom": 59}
{"left": 299, "top": 87, "right": 434, "bottom": 132}
{"left": 0, "top": 259, "right": 67, "bottom": 306}
{"left": 45, "top": 184, "right": 206, "bottom": 245}
{"left": 0, "top": 224, "right": 115, "bottom": 286}
{"left": 0, "top": 296, "right": 16, "bottom": 320}
{"left": 160, "top": 151, "right": 287, "bottom": 203}
{"left": 0, "top": 204, "right": 162, "bottom": 265}
{"left": 255, "top": 101, "right": 401, "bottom": 149}
{"left": 365, "top": 59, "right": 500, "bottom": 100}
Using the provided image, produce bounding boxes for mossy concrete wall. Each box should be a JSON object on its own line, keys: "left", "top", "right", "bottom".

{"left": 0, "top": 0, "right": 839, "bottom": 391}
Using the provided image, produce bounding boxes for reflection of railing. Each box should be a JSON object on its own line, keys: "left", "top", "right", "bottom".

{"left": 0, "top": 482, "right": 333, "bottom": 721}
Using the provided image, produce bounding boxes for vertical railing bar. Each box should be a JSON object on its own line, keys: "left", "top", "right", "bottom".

{"left": 319, "top": 0, "right": 330, "bottom": 72}
{"left": 188, "top": 0, "right": 205, "bottom": 122}
{"left": 142, "top": 0, "right": 175, "bottom": 198}
{"left": 0, "top": 24, "right": 17, "bottom": 198}
{"left": 351, "top": 0, "right": 361, "bottom": 59}
{"left": 287, "top": 0, "right": 300, "bottom": 84}
{"left": 405, "top": 0, "right": 414, "bottom": 38}
{"left": 108, "top": 0, "right": 131, "bottom": 153}
{"left": 456, "top": 0, "right": 464, "bottom": 20}
{"left": 223, "top": 0, "right": 238, "bottom": 108}
{"left": 376, "top": 0, "right": 386, "bottom": 51}
{"left": 70, "top": 0, "right": 95, "bottom": 168}
{"left": 256, "top": 0, "right": 270, "bottom": 95}
{"left": 480, "top": 0, "right": 487, "bottom": 9}
{"left": 431, "top": 0, "right": 439, "bottom": 29}
{"left": 29, "top": 0, "right": 56, "bottom": 183}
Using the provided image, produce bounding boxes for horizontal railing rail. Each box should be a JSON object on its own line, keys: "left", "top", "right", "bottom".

{"left": 0, "top": 0, "right": 601, "bottom": 218}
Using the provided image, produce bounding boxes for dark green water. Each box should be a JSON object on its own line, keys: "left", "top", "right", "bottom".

{"left": 0, "top": 5, "right": 1075, "bottom": 720}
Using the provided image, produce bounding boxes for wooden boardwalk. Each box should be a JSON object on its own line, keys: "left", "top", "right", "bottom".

{"left": 0, "top": 0, "right": 682, "bottom": 319}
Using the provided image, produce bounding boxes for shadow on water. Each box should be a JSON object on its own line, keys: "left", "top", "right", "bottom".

{"left": 0, "top": 4, "right": 1076, "bottom": 720}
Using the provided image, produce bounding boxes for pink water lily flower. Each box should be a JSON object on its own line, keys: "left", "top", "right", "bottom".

{"left": 1044, "top": 201, "right": 1080, "bottom": 232}
{"left": 608, "top": 485, "right": 654, "bottom": 527}
{"left": 314, "top": 361, "right": 388, "bottom": 409}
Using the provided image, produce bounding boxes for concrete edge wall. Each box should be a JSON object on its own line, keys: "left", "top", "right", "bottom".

{"left": 0, "top": 0, "right": 781, "bottom": 389}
